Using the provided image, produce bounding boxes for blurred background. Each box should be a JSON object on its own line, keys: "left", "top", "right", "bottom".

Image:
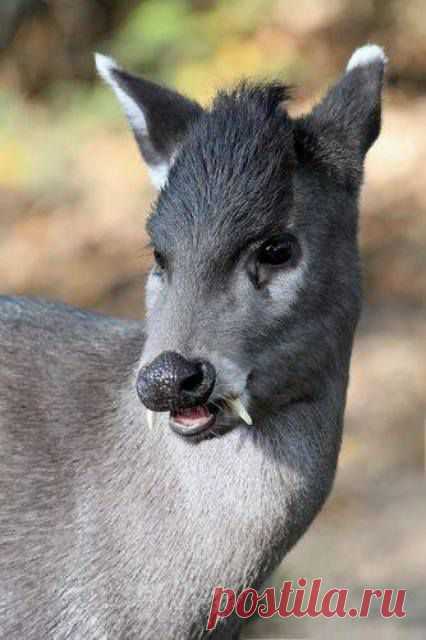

{"left": 0, "top": 1, "right": 424, "bottom": 637}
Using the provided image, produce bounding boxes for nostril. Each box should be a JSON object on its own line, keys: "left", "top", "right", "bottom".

{"left": 180, "top": 367, "right": 204, "bottom": 393}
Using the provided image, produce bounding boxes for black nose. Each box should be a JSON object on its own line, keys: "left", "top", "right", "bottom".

{"left": 136, "top": 351, "right": 216, "bottom": 412}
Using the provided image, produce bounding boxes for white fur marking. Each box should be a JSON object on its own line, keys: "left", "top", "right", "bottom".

{"left": 95, "top": 53, "right": 147, "bottom": 136}
{"left": 346, "top": 44, "right": 387, "bottom": 72}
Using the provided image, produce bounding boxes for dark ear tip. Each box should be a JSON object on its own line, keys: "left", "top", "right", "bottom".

{"left": 346, "top": 44, "right": 388, "bottom": 75}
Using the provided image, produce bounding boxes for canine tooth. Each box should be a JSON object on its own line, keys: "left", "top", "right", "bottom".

{"left": 226, "top": 397, "right": 253, "bottom": 426}
{"left": 146, "top": 409, "right": 156, "bottom": 430}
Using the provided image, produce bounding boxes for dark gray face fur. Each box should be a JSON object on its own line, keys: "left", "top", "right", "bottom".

{"left": 97, "top": 47, "right": 385, "bottom": 438}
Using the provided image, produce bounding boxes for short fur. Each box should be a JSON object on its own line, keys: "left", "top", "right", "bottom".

{"left": 0, "top": 45, "right": 386, "bottom": 638}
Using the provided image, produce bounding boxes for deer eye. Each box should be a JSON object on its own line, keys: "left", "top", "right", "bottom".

{"left": 257, "top": 234, "right": 299, "bottom": 267}
{"left": 153, "top": 250, "right": 166, "bottom": 273}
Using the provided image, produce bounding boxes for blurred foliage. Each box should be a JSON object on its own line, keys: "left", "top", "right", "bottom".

{"left": 2, "top": 0, "right": 426, "bottom": 100}
{"left": 111, "top": 0, "right": 289, "bottom": 96}
{"left": 0, "top": 0, "right": 138, "bottom": 95}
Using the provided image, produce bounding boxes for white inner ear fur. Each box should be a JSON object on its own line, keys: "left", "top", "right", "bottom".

{"left": 95, "top": 53, "right": 171, "bottom": 190}
{"left": 346, "top": 44, "right": 387, "bottom": 72}
{"left": 95, "top": 53, "right": 147, "bottom": 133}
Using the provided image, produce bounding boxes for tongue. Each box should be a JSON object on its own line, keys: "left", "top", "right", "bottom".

{"left": 172, "top": 405, "right": 211, "bottom": 427}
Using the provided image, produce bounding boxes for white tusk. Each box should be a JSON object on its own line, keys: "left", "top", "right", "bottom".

{"left": 225, "top": 397, "right": 253, "bottom": 426}
{"left": 146, "top": 409, "right": 157, "bottom": 430}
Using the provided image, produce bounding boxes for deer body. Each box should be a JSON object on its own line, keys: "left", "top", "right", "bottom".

{"left": 0, "top": 45, "right": 386, "bottom": 638}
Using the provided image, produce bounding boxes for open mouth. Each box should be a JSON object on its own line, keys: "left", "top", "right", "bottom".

{"left": 170, "top": 404, "right": 217, "bottom": 437}
{"left": 146, "top": 397, "right": 252, "bottom": 439}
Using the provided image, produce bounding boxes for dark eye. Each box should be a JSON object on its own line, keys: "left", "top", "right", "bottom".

{"left": 153, "top": 250, "right": 166, "bottom": 272}
{"left": 257, "top": 234, "right": 298, "bottom": 267}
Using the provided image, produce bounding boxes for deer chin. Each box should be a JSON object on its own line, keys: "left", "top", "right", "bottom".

{"left": 169, "top": 405, "right": 216, "bottom": 437}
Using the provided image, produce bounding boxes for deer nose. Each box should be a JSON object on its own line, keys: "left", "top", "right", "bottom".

{"left": 136, "top": 351, "right": 216, "bottom": 412}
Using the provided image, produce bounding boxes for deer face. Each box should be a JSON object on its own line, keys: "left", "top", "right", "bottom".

{"left": 96, "top": 45, "right": 385, "bottom": 439}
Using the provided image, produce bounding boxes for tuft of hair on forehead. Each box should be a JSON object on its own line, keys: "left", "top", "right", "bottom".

{"left": 150, "top": 81, "right": 296, "bottom": 252}
{"left": 211, "top": 81, "right": 291, "bottom": 118}
{"left": 205, "top": 81, "right": 294, "bottom": 154}
{"left": 207, "top": 81, "right": 296, "bottom": 191}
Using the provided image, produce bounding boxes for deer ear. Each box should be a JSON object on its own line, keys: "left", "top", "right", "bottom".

{"left": 95, "top": 54, "right": 203, "bottom": 190}
{"left": 298, "top": 44, "right": 386, "bottom": 171}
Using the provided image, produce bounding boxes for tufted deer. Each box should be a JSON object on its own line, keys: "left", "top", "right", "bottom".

{"left": 0, "top": 45, "right": 386, "bottom": 639}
